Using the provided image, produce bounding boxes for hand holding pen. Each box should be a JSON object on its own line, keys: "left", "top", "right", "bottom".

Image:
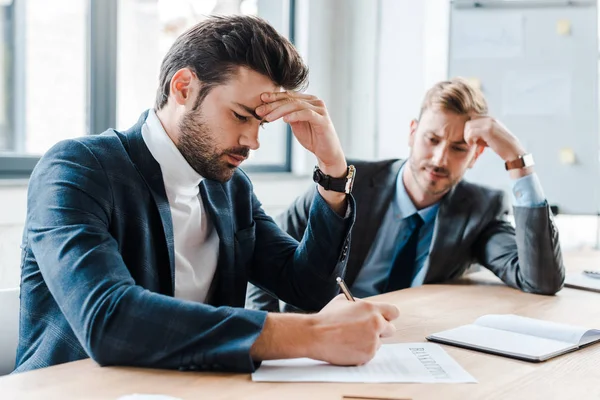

{"left": 301, "top": 277, "right": 400, "bottom": 366}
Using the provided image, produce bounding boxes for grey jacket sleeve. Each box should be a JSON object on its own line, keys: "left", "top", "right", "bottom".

{"left": 245, "top": 185, "right": 317, "bottom": 311}
{"left": 472, "top": 192, "right": 565, "bottom": 295}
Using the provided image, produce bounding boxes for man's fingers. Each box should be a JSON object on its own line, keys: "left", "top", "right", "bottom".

{"left": 256, "top": 99, "right": 323, "bottom": 120}
{"left": 373, "top": 302, "right": 400, "bottom": 321}
{"left": 467, "top": 113, "right": 489, "bottom": 121}
{"left": 261, "top": 101, "right": 322, "bottom": 123}
{"left": 260, "top": 91, "right": 316, "bottom": 103}
{"left": 283, "top": 109, "right": 321, "bottom": 124}
{"left": 379, "top": 319, "right": 397, "bottom": 338}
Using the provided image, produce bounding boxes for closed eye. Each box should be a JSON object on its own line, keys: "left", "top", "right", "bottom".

{"left": 233, "top": 111, "right": 249, "bottom": 122}
{"left": 452, "top": 146, "right": 468, "bottom": 152}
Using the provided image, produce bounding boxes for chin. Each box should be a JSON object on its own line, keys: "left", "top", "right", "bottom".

{"left": 418, "top": 177, "right": 447, "bottom": 196}
{"left": 215, "top": 167, "right": 237, "bottom": 183}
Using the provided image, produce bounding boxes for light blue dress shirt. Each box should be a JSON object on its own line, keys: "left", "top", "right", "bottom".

{"left": 351, "top": 165, "right": 546, "bottom": 298}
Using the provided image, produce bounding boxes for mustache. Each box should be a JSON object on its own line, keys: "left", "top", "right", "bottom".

{"left": 425, "top": 165, "right": 450, "bottom": 176}
{"left": 223, "top": 147, "right": 250, "bottom": 159}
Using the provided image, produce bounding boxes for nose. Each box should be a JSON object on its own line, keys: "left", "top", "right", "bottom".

{"left": 239, "top": 126, "right": 260, "bottom": 151}
{"left": 431, "top": 144, "right": 449, "bottom": 167}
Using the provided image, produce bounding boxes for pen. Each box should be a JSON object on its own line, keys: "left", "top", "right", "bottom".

{"left": 336, "top": 277, "right": 355, "bottom": 302}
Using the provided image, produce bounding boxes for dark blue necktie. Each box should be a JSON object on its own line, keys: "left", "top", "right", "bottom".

{"left": 385, "top": 213, "right": 424, "bottom": 292}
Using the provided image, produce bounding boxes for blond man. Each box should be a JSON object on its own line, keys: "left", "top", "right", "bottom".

{"left": 248, "top": 78, "right": 564, "bottom": 311}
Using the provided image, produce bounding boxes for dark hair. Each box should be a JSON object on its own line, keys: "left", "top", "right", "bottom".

{"left": 155, "top": 15, "right": 309, "bottom": 110}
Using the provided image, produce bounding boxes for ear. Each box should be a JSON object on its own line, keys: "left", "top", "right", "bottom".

{"left": 468, "top": 145, "right": 485, "bottom": 168}
{"left": 409, "top": 119, "right": 418, "bottom": 147}
{"left": 169, "top": 68, "right": 197, "bottom": 106}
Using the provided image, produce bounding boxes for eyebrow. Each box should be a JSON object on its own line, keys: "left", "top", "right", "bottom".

{"left": 234, "top": 102, "right": 262, "bottom": 121}
{"left": 425, "top": 131, "right": 468, "bottom": 146}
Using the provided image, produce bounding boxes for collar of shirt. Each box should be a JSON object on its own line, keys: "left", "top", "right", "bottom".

{"left": 393, "top": 163, "right": 440, "bottom": 223}
{"left": 141, "top": 109, "right": 204, "bottom": 193}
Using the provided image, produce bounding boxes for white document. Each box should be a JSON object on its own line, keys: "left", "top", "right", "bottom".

{"left": 502, "top": 71, "right": 571, "bottom": 116}
{"left": 252, "top": 343, "right": 476, "bottom": 383}
{"left": 427, "top": 314, "right": 600, "bottom": 362}
{"left": 565, "top": 272, "right": 600, "bottom": 293}
{"left": 452, "top": 11, "right": 524, "bottom": 59}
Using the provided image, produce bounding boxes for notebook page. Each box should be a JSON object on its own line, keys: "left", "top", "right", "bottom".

{"left": 252, "top": 343, "right": 476, "bottom": 383}
{"left": 474, "top": 314, "right": 590, "bottom": 345}
{"left": 580, "top": 329, "right": 600, "bottom": 346}
{"left": 430, "top": 324, "right": 575, "bottom": 360}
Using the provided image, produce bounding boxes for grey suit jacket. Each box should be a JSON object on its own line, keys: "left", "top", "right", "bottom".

{"left": 246, "top": 159, "right": 565, "bottom": 311}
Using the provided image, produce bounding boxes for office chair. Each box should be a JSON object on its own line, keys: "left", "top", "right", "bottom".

{"left": 0, "top": 288, "right": 20, "bottom": 375}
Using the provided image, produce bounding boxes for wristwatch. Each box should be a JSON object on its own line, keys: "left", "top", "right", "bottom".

{"left": 505, "top": 153, "right": 534, "bottom": 171}
{"left": 313, "top": 165, "right": 356, "bottom": 194}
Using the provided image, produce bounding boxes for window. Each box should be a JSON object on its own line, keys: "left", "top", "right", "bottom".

{"left": 0, "top": 0, "right": 295, "bottom": 179}
{"left": 0, "top": 0, "right": 87, "bottom": 178}
{"left": 116, "top": 0, "right": 295, "bottom": 172}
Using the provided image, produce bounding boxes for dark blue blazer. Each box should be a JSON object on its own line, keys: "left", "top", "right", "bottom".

{"left": 15, "top": 111, "right": 353, "bottom": 373}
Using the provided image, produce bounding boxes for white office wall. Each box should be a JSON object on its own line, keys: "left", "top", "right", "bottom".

{"left": 376, "top": 0, "right": 450, "bottom": 160}
{"left": 292, "top": 0, "right": 379, "bottom": 173}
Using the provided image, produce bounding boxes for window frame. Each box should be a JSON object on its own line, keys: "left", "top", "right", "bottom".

{"left": 0, "top": 0, "right": 296, "bottom": 179}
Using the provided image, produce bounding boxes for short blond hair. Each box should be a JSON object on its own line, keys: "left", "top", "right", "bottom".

{"left": 418, "top": 77, "right": 488, "bottom": 120}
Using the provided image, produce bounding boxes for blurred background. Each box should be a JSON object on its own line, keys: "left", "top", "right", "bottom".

{"left": 0, "top": 0, "right": 598, "bottom": 288}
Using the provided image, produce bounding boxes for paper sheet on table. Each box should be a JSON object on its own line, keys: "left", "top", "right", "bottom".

{"left": 252, "top": 343, "right": 476, "bottom": 383}
{"left": 452, "top": 12, "right": 524, "bottom": 59}
{"left": 502, "top": 71, "right": 571, "bottom": 116}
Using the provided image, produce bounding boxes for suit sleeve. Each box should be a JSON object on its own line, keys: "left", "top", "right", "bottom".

{"left": 27, "top": 140, "right": 268, "bottom": 372}
{"left": 248, "top": 184, "right": 354, "bottom": 312}
{"left": 472, "top": 191, "right": 565, "bottom": 295}
{"left": 276, "top": 184, "right": 318, "bottom": 240}
{"left": 245, "top": 185, "right": 318, "bottom": 311}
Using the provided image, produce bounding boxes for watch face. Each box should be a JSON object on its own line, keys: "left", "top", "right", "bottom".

{"left": 312, "top": 167, "right": 322, "bottom": 183}
{"left": 522, "top": 153, "right": 534, "bottom": 167}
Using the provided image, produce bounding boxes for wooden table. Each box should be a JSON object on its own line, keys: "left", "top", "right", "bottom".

{"left": 2, "top": 252, "right": 600, "bottom": 400}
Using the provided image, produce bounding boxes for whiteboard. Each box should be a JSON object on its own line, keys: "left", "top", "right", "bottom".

{"left": 449, "top": 0, "right": 599, "bottom": 214}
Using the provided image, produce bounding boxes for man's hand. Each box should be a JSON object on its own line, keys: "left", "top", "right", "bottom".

{"left": 464, "top": 116, "right": 532, "bottom": 179}
{"left": 250, "top": 295, "right": 400, "bottom": 366}
{"left": 256, "top": 91, "right": 348, "bottom": 214}
{"left": 306, "top": 295, "right": 400, "bottom": 365}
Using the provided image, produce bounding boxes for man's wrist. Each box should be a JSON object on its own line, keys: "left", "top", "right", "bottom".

{"left": 509, "top": 166, "right": 534, "bottom": 179}
{"left": 317, "top": 155, "right": 347, "bottom": 178}
{"left": 504, "top": 150, "right": 535, "bottom": 179}
{"left": 501, "top": 145, "right": 527, "bottom": 163}
{"left": 250, "top": 313, "right": 316, "bottom": 361}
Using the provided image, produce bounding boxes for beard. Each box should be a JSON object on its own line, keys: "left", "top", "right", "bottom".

{"left": 409, "top": 156, "right": 460, "bottom": 197}
{"left": 176, "top": 107, "right": 249, "bottom": 183}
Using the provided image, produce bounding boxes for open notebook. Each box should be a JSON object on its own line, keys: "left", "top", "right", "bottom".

{"left": 426, "top": 314, "right": 600, "bottom": 362}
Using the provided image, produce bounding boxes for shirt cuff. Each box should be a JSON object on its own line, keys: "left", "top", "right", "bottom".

{"left": 511, "top": 173, "right": 546, "bottom": 207}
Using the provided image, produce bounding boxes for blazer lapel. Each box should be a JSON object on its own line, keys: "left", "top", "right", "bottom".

{"left": 423, "top": 183, "right": 472, "bottom": 283}
{"left": 199, "top": 180, "right": 235, "bottom": 306}
{"left": 122, "top": 111, "right": 176, "bottom": 293}
{"left": 346, "top": 160, "right": 404, "bottom": 286}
